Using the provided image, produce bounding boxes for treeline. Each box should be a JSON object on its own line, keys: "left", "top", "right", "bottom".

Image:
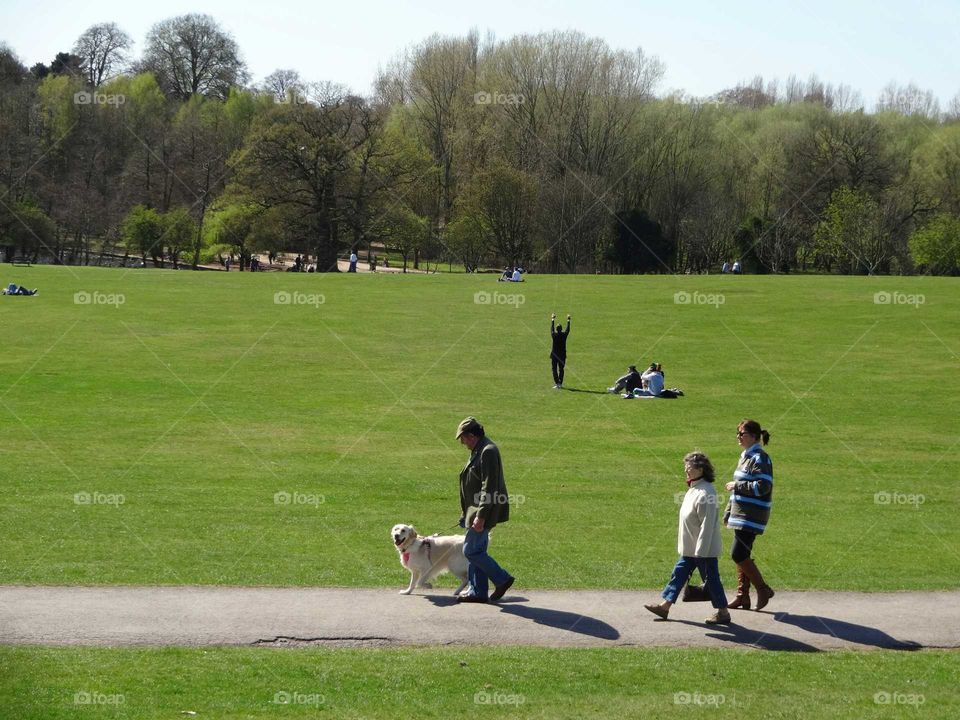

{"left": 1, "top": 17, "right": 959, "bottom": 274}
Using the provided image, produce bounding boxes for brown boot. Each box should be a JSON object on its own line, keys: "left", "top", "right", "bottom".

{"left": 740, "top": 559, "right": 774, "bottom": 610}
{"left": 727, "top": 565, "right": 751, "bottom": 610}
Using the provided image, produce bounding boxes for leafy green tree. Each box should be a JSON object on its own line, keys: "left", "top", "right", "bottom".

{"left": 162, "top": 207, "right": 197, "bottom": 267}
{"left": 121, "top": 205, "right": 164, "bottom": 266}
{"left": 909, "top": 214, "right": 960, "bottom": 275}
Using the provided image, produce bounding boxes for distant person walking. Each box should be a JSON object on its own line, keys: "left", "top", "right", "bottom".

{"left": 722, "top": 261, "right": 730, "bottom": 274}
{"left": 349, "top": 251, "right": 358, "bottom": 273}
{"left": 550, "top": 313, "right": 571, "bottom": 389}
{"left": 724, "top": 419, "right": 775, "bottom": 610}
{"left": 455, "top": 417, "right": 515, "bottom": 604}
{"left": 732, "top": 261, "right": 742, "bottom": 274}
{"left": 644, "top": 451, "right": 730, "bottom": 624}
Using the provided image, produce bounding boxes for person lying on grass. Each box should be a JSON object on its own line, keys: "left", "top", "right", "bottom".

{"left": 3, "top": 283, "right": 38, "bottom": 296}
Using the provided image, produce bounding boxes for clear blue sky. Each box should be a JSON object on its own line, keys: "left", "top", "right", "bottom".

{"left": 2, "top": 0, "right": 957, "bottom": 108}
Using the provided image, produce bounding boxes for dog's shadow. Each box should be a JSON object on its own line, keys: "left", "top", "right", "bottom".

{"left": 425, "top": 595, "right": 619, "bottom": 640}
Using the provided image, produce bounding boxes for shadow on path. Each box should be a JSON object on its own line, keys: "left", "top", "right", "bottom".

{"left": 657, "top": 618, "right": 819, "bottom": 651}
{"left": 773, "top": 612, "right": 922, "bottom": 650}
{"left": 497, "top": 603, "right": 620, "bottom": 640}
{"left": 424, "top": 595, "right": 618, "bottom": 640}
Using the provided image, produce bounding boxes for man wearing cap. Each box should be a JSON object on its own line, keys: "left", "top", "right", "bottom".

{"left": 455, "top": 416, "right": 515, "bottom": 603}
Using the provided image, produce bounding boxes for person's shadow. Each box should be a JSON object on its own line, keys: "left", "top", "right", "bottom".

{"left": 497, "top": 599, "right": 621, "bottom": 640}
{"left": 773, "top": 612, "right": 922, "bottom": 650}
{"left": 663, "top": 619, "right": 821, "bottom": 651}
{"left": 425, "top": 595, "right": 620, "bottom": 640}
{"left": 562, "top": 387, "right": 608, "bottom": 395}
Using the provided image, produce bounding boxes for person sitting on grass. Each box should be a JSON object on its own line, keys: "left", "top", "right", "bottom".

{"left": 624, "top": 363, "right": 665, "bottom": 397}
{"left": 3, "top": 283, "right": 38, "bottom": 296}
{"left": 511, "top": 267, "right": 523, "bottom": 282}
{"left": 607, "top": 365, "right": 642, "bottom": 393}
{"left": 499, "top": 267, "right": 512, "bottom": 282}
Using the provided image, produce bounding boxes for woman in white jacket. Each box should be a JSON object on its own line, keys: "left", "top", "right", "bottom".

{"left": 645, "top": 451, "right": 731, "bottom": 624}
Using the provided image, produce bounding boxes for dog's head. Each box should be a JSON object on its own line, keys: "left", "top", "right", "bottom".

{"left": 391, "top": 524, "right": 418, "bottom": 551}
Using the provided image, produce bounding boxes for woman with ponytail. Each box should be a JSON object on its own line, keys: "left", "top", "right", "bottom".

{"left": 723, "top": 419, "right": 775, "bottom": 610}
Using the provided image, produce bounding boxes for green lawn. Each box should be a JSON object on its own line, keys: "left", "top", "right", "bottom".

{"left": 0, "top": 267, "right": 957, "bottom": 590}
{"left": 0, "top": 645, "right": 956, "bottom": 719}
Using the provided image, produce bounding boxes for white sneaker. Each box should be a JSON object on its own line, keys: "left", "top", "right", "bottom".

{"left": 607, "top": 387, "right": 617, "bottom": 393}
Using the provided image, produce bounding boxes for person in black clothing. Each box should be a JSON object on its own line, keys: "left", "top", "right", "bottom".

{"left": 550, "top": 313, "right": 571, "bottom": 389}
{"left": 607, "top": 365, "right": 642, "bottom": 393}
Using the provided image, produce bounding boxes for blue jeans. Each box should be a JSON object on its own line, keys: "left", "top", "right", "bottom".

{"left": 662, "top": 556, "right": 728, "bottom": 609}
{"left": 463, "top": 528, "right": 510, "bottom": 600}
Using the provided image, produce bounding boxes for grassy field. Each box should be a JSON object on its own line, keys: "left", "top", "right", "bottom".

{"left": 2, "top": 645, "right": 957, "bottom": 719}
{"left": 0, "top": 266, "right": 957, "bottom": 591}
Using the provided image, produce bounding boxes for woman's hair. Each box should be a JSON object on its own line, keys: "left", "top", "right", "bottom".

{"left": 683, "top": 451, "right": 715, "bottom": 483}
{"left": 739, "top": 419, "right": 770, "bottom": 446}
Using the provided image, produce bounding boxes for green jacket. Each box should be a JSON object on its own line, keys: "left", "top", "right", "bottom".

{"left": 459, "top": 437, "right": 510, "bottom": 529}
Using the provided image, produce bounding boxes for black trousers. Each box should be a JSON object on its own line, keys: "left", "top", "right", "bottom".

{"left": 731, "top": 529, "right": 757, "bottom": 564}
{"left": 551, "top": 354, "right": 566, "bottom": 385}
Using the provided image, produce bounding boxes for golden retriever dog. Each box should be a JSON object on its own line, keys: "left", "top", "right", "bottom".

{"left": 391, "top": 523, "right": 470, "bottom": 595}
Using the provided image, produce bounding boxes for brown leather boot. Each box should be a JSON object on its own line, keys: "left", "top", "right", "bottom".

{"left": 740, "top": 559, "right": 774, "bottom": 610}
{"left": 727, "top": 565, "right": 751, "bottom": 609}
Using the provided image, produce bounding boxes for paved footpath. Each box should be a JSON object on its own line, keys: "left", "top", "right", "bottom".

{"left": 2, "top": 586, "right": 958, "bottom": 651}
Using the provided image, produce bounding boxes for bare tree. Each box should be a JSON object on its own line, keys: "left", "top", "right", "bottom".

{"left": 141, "top": 14, "right": 248, "bottom": 99}
{"left": 73, "top": 22, "right": 132, "bottom": 86}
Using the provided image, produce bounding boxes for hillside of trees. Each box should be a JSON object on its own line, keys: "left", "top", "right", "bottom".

{"left": 2, "top": 16, "right": 959, "bottom": 274}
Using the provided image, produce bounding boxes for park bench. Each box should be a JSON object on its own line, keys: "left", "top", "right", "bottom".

{"left": 11, "top": 257, "right": 31, "bottom": 267}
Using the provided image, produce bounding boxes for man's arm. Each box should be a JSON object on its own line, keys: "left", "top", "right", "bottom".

{"left": 565, "top": 315, "right": 571, "bottom": 334}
